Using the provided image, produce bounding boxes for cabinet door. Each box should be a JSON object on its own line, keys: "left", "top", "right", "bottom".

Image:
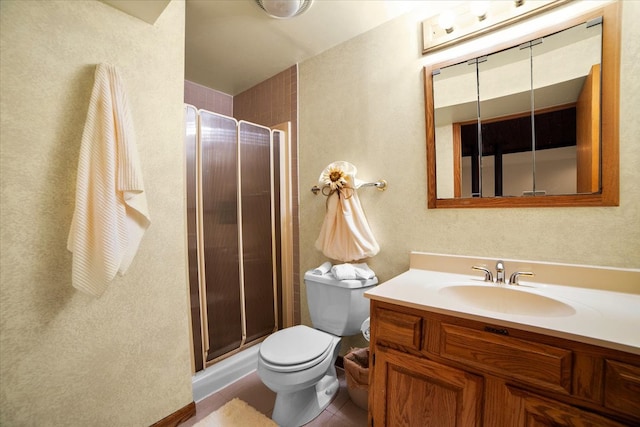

{"left": 505, "top": 385, "right": 626, "bottom": 427}
{"left": 371, "top": 346, "right": 482, "bottom": 427}
{"left": 604, "top": 359, "right": 640, "bottom": 419}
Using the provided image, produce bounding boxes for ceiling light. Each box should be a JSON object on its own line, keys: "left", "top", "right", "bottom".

{"left": 255, "top": 0, "right": 313, "bottom": 19}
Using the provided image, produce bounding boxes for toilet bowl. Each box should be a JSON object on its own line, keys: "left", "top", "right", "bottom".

{"left": 257, "top": 269, "right": 377, "bottom": 427}
{"left": 258, "top": 325, "right": 341, "bottom": 426}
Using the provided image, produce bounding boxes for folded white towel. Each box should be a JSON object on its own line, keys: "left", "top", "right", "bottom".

{"left": 331, "top": 263, "right": 376, "bottom": 280}
{"left": 312, "top": 261, "right": 332, "bottom": 275}
{"left": 353, "top": 263, "right": 376, "bottom": 279}
{"left": 331, "top": 264, "right": 357, "bottom": 280}
{"left": 67, "top": 63, "right": 150, "bottom": 297}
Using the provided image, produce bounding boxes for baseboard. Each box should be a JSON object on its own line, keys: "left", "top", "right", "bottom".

{"left": 150, "top": 401, "right": 196, "bottom": 427}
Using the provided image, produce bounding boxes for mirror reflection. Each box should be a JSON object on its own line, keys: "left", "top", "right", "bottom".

{"left": 432, "top": 19, "right": 602, "bottom": 201}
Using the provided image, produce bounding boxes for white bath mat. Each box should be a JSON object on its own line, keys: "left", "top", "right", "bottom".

{"left": 194, "top": 398, "right": 277, "bottom": 427}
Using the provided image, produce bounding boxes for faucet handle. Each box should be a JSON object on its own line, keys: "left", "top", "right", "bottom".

{"left": 472, "top": 265, "right": 493, "bottom": 282}
{"left": 508, "top": 271, "right": 534, "bottom": 285}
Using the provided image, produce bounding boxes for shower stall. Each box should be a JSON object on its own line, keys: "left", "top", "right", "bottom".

{"left": 184, "top": 105, "right": 293, "bottom": 377}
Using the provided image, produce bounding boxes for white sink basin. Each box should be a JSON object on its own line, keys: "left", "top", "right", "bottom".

{"left": 439, "top": 284, "right": 576, "bottom": 317}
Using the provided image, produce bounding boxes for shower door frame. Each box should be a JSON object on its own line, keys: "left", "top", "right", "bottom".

{"left": 188, "top": 107, "right": 294, "bottom": 370}
{"left": 272, "top": 122, "right": 295, "bottom": 329}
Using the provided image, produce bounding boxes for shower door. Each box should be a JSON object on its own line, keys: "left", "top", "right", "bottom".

{"left": 239, "top": 121, "right": 278, "bottom": 344}
{"left": 186, "top": 107, "right": 283, "bottom": 369}
{"left": 200, "top": 111, "right": 244, "bottom": 361}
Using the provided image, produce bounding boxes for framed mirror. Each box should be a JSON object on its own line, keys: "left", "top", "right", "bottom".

{"left": 425, "top": 2, "right": 619, "bottom": 208}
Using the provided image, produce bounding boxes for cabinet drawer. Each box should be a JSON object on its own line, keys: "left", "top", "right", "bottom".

{"left": 604, "top": 360, "right": 640, "bottom": 418}
{"left": 441, "top": 324, "right": 572, "bottom": 393}
{"left": 374, "top": 308, "right": 422, "bottom": 350}
{"left": 505, "top": 385, "right": 626, "bottom": 427}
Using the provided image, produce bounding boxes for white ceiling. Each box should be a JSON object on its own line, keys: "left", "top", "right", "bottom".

{"left": 101, "top": 0, "right": 454, "bottom": 95}
{"left": 184, "top": 0, "right": 453, "bottom": 95}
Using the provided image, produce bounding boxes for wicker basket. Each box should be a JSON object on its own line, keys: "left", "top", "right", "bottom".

{"left": 344, "top": 347, "right": 370, "bottom": 410}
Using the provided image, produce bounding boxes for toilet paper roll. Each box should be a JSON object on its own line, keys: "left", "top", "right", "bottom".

{"left": 360, "top": 317, "right": 370, "bottom": 342}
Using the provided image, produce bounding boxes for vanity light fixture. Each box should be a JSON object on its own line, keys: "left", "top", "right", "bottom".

{"left": 255, "top": 0, "right": 313, "bottom": 19}
{"left": 422, "top": 0, "right": 568, "bottom": 54}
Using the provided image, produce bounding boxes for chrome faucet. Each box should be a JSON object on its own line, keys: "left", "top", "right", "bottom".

{"left": 473, "top": 260, "right": 534, "bottom": 285}
{"left": 495, "top": 260, "right": 505, "bottom": 284}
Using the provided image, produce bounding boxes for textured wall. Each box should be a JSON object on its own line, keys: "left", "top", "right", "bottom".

{"left": 299, "top": 2, "right": 640, "bottom": 349}
{"left": 0, "top": 1, "right": 192, "bottom": 425}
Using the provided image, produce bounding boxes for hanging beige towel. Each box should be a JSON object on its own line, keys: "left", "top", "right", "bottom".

{"left": 67, "top": 63, "right": 150, "bottom": 297}
{"left": 315, "top": 161, "right": 379, "bottom": 262}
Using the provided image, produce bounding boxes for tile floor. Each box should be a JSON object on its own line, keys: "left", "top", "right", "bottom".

{"left": 180, "top": 368, "right": 367, "bottom": 426}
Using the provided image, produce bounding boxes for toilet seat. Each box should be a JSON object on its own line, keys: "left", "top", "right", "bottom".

{"left": 259, "top": 325, "right": 334, "bottom": 373}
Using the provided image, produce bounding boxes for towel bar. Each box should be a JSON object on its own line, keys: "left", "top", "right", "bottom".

{"left": 311, "top": 179, "right": 387, "bottom": 195}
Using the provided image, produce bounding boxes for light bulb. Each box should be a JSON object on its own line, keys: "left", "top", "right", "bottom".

{"left": 470, "top": 1, "right": 489, "bottom": 21}
{"left": 438, "top": 10, "right": 456, "bottom": 33}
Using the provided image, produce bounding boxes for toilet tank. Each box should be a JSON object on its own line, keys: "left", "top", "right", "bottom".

{"left": 304, "top": 270, "right": 378, "bottom": 336}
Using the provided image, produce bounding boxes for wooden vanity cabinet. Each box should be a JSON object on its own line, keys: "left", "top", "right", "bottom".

{"left": 368, "top": 301, "right": 640, "bottom": 427}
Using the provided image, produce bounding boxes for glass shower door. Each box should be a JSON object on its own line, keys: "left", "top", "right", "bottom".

{"left": 239, "top": 121, "right": 277, "bottom": 344}
{"left": 200, "top": 111, "right": 243, "bottom": 361}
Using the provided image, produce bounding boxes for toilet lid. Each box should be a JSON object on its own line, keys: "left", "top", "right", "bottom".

{"left": 260, "top": 325, "right": 334, "bottom": 366}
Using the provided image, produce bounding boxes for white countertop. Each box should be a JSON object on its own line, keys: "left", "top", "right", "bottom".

{"left": 365, "top": 268, "right": 640, "bottom": 355}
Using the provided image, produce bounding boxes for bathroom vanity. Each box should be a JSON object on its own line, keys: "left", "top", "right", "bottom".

{"left": 365, "top": 253, "right": 640, "bottom": 427}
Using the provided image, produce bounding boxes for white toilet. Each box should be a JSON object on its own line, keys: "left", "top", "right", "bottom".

{"left": 257, "top": 270, "right": 377, "bottom": 427}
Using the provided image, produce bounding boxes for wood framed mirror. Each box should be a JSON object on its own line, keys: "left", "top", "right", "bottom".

{"left": 425, "top": 2, "right": 619, "bottom": 208}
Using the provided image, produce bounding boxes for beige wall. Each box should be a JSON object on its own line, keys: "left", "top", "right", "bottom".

{"left": 299, "top": 2, "right": 640, "bottom": 349}
{"left": 0, "top": 1, "right": 192, "bottom": 425}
